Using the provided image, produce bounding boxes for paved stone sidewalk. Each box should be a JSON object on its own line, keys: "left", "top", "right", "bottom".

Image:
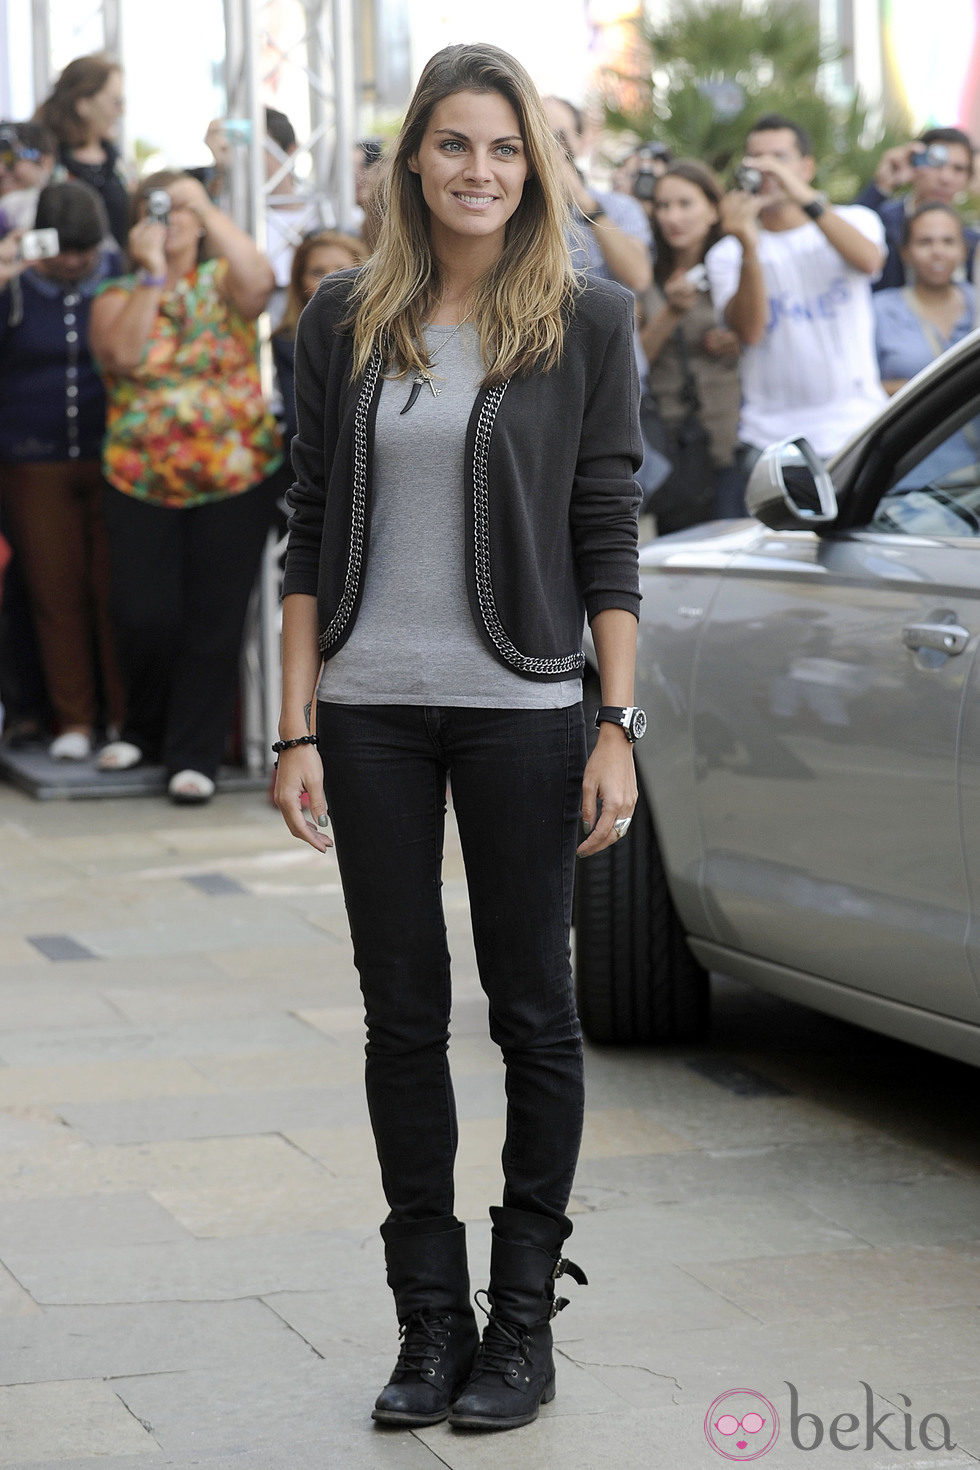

{"left": 1, "top": 782, "right": 979, "bottom": 1469}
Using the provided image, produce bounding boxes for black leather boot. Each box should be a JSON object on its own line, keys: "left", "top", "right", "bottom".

{"left": 448, "top": 1206, "right": 587, "bottom": 1431}
{"left": 372, "top": 1217, "right": 479, "bottom": 1427}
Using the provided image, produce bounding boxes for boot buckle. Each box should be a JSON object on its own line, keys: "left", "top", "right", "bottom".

{"left": 552, "top": 1255, "right": 589, "bottom": 1286}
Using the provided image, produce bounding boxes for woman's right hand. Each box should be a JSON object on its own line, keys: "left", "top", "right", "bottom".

{"left": 719, "top": 190, "right": 762, "bottom": 247}
{"left": 274, "top": 746, "right": 333, "bottom": 853}
{"left": 205, "top": 118, "right": 233, "bottom": 170}
{"left": 127, "top": 217, "right": 167, "bottom": 276}
{"left": 0, "top": 231, "right": 26, "bottom": 288}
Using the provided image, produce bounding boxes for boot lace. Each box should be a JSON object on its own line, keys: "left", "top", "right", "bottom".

{"left": 394, "top": 1311, "right": 451, "bottom": 1378}
{"left": 471, "top": 1290, "right": 533, "bottom": 1380}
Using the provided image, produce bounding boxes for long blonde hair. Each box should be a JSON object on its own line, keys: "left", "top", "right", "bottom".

{"left": 349, "top": 43, "right": 578, "bottom": 386}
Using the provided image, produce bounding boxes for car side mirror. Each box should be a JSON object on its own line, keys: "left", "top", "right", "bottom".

{"left": 746, "top": 437, "right": 839, "bottom": 530}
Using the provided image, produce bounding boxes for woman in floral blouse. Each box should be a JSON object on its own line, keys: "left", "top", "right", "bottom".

{"left": 90, "top": 171, "right": 282, "bottom": 802}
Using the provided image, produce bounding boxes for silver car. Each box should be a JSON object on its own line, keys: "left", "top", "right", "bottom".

{"left": 575, "top": 330, "right": 980, "bottom": 1068}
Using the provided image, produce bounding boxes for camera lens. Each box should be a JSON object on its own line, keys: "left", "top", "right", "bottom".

{"left": 146, "top": 189, "right": 171, "bottom": 222}
{"left": 734, "top": 164, "right": 763, "bottom": 194}
{"left": 632, "top": 168, "right": 657, "bottom": 202}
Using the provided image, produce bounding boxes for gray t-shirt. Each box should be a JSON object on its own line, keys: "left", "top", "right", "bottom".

{"left": 317, "top": 324, "right": 582, "bottom": 708}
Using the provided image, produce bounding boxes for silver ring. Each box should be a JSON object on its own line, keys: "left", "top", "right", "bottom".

{"left": 613, "top": 816, "right": 632, "bottom": 838}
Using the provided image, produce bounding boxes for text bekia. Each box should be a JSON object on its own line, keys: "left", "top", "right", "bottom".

{"left": 787, "top": 1382, "right": 956, "bottom": 1452}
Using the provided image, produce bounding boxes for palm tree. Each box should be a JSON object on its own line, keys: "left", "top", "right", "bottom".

{"left": 602, "top": 0, "right": 909, "bottom": 201}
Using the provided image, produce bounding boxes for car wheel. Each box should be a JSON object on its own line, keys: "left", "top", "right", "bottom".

{"left": 574, "top": 773, "right": 710, "bottom": 1045}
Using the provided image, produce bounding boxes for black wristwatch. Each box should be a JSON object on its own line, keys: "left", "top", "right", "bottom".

{"left": 595, "top": 706, "right": 647, "bottom": 743}
{"left": 802, "top": 193, "right": 828, "bottom": 220}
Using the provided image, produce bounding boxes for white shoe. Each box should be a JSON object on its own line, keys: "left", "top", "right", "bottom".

{"left": 49, "top": 731, "right": 92, "bottom": 761}
{"left": 168, "top": 769, "right": 215, "bottom": 804}
{"left": 96, "top": 740, "right": 142, "bottom": 772}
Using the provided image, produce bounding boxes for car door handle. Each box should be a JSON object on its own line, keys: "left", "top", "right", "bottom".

{"left": 901, "top": 621, "right": 971, "bottom": 656}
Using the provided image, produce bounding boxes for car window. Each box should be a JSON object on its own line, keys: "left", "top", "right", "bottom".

{"left": 870, "top": 395, "right": 980, "bottom": 536}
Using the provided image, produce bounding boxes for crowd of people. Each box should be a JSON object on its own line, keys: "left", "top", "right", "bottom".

{"left": 0, "top": 54, "right": 376, "bottom": 791}
{"left": 1, "top": 47, "right": 979, "bottom": 791}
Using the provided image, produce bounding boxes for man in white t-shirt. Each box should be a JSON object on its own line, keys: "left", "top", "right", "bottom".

{"left": 706, "top": 113, "right": 887, "bottom": 462}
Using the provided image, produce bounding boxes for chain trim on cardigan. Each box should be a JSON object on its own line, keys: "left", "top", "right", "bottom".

{"left": 318, "top": 361, "right": 586, "bottom": 676}
{"left": 472, "top": 381, "right": 586, "bottom": 677}
{"left": 318, "top": 349, "right": 383, "bottom": 653}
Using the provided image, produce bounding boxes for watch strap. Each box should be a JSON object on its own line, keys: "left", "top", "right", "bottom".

{"left": 595, "top": 706, "right": 646, "bottom": 742}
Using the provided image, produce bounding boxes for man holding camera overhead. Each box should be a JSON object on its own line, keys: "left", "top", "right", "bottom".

{"left": 856, "top": 127, "right": 978, "bottom": 292}
{"left": 542, "top": 96, "right": 652, "bottom": 293}
{"left": 705, "top": 112, "right": 886, "bottom": 464}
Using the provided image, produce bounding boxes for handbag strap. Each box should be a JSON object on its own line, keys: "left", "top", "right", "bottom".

{"left": 673, "top": 324, "right": 702, "bottom": 414}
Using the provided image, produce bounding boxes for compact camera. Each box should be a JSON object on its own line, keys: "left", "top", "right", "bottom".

{"left": 222, "top": 118, "right": 253, "bottom": 144}
{"left": 20, "top": 227, "right": 59, "bottom": 261}
{"left": 734, "top": 163, "right": 764, "bottom": 194}
{"left": 912, "top": 143, "right": 950, "bottom": 170}
{"left": 0, "top": 124, "right": 43, "bottom": 172}
{"left": 145, "top": 189, "right": 172, "bottom": 226}
{"left": 0, "top": 125, "right": 19, "bottom": 171}
{"left": 631, "top": 143, "right": 671, "bottom": 202}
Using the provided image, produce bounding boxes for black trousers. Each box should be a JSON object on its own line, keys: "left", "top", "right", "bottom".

{"left": 102, "top": 481, "right": 278, "bottom": 778}
{"left": 317, "top": 701, "right": 587, "bottom": 1229}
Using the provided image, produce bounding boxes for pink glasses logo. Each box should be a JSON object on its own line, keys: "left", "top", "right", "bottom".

{"left": 705, "top": 1388, "right": 780, "bottom": 1461}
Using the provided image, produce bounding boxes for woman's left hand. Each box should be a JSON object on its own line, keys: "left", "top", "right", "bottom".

{"left": 0, "top": 231, "right": 26, "bottom": 288}
{"left": 577, "top": 728, "right": 638, "bottom": 857}
{"left": 702, "top": 325, "right": 741, "bottom": 359}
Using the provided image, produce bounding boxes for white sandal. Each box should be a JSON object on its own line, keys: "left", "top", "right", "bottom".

{"left": 49, "top": 731, "right": 92, "bottom": 761}
{"left": 168, "top": 769, "right": 215, "bottom": 805}
{"left": 96, "top": 740, "right": 142, "bottom": 772}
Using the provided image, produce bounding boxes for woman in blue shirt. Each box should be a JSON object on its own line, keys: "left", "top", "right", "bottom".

{"left": 0, "top": 180, "right": 125, "bottom": 759}
{"left": 874, "top": 203, "right": 977, "bottom": 487}
{"left": 874, "top": 203, "right": 975, "bottom": 389}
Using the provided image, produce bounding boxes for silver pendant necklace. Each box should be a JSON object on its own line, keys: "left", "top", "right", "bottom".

{"left": 400, "top": 317, "right": 471, "bottom": 415}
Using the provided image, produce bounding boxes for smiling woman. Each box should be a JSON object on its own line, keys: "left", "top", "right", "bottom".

{"left": 275, "top": 40, "right": 643, "bottom": 1436}
{"left": 407, "top": 91, "right": 529, "bottom": 263}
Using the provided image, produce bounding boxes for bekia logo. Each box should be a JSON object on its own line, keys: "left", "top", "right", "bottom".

{"left": 704, "top": 1382, "right": 957, "bottom": 1459}
{"left": 704, "top": 1388, "right": 779, "bottom": 1461}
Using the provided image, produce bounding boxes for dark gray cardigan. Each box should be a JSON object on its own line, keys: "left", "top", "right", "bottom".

{"left": 282, "top": 270, "right": 642, "bottom": 682}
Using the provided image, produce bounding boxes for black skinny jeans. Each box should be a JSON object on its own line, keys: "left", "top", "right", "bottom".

{"left": 317, "top": 701, "right": 587, "bottom": 1229}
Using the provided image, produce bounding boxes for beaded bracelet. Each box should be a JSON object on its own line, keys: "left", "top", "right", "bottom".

{"left": 271, "top": 734, "right": 318, "bottom": 768}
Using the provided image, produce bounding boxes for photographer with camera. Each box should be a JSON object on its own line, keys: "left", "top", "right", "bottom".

{"left": 856, "top": 127, "right": 977, "bottom": 292}
{"left": 613, "top": 142, "right": 672, "bottom": 228}
{"left": 0, "top": 122, "right": 57, "bottom": 236}
{"left": 0, "top": 180, "right": 125, "bottom": 762}
{"left": 638, "top": 161, "right": 744, "bottom": 529}
{"left": 542, "top": 97, "right": 652, "bottom": 293}
{"left": 705, "top": 113, "right": 886, "bottom": 466}
{"left": 89, "top": 171, "right": 282, "bottom": 802}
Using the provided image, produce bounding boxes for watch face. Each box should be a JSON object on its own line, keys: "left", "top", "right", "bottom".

{"left": 630, "top": 709, "right": 647, "bottom": 741}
